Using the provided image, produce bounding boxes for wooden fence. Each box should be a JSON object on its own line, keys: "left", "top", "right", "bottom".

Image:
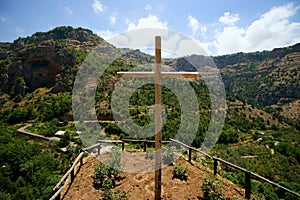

{"left": 49, "top": 143, "right": 101, "bottom": 200}
{"left": 169, "top": 139, "right": 300, "bottom": 199}
{"left": 50, "top": 138, "right": 300, "bottom": 200}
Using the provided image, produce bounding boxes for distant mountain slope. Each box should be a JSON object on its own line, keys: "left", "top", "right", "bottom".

{"left": 0, "top": 26, "right": 299, "bottom": 109}
{"left": 0, "top": 26, "right": 114, "bottom": 97}
{"left": 213, "top": 43, "right": 300, "bottom": 106}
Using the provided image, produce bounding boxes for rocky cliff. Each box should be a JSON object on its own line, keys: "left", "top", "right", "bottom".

{"left": 0, "top": 26, "right": 113, "bottom": 98}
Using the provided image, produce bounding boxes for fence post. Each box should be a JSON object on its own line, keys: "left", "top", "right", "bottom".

{"left": 97, "top": 143, "right": 101, "bottom": 155}
{"left": 144, "top": 140, "right": 147, "bottom": 152}
{"left": 71, "top": 168, "right": 75, "bottom": 183}
{"left": 245, "top": 171, "right": 251, "bottom": 199}
{"left": 80, "top": 155, "right": 83, "bottom": 166}
{"left": 122, "top": 142, "right": 125, "bottom": 151}
{"left": 53, "top": 188, "right": 59, "bottom": 200}
{"left": 213, "top": 157, "right": 218, "bottom": 176}
{"left": 55, "top": 192, "right": 60, "bottom": 200}
{"left": 188, "top": 148, "right": 192, "bottom": 162}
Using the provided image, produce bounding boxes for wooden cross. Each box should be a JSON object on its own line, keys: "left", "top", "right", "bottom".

{"left": 117, "top": 36, "right": 198, "bottom": 200}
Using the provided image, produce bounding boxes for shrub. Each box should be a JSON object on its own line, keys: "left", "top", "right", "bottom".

{"left": 102, "top": 190, "right": 129, "bottom": 200}
{"left": 173, "top": 165, "right": 188, "bottom": 180}
{"left": 202, "top": 177, "right": 226, "bottom": 200}
{"left": 94, "top": 147, "right": 122, "bottom": 189}
{"left": 94, "top": 162, "right": 116, "bottom": 190}
{"left": 105, "top": 123, "right": 123, "bottom": 135}
{"left": 58, "top": 131, "right": 71, "bottom": 147}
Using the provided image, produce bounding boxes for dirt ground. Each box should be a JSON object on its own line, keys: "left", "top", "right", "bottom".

{"left": 61, "top": 153, "right": 245, "bottom": 200}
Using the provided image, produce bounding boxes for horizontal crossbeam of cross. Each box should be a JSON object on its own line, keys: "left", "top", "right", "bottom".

{"left": 117, "top": 71, "right": 198, "bottom": 78}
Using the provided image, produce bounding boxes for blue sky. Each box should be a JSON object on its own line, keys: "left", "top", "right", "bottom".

{"left": 0, "top": 0, "right": 300, "bottom": 55}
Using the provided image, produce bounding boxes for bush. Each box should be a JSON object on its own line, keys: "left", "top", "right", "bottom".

{"left": 222, "top": 172, "right": 245, "bottom": 187}
{"left": 202, "top": 177, "right": 226, "bottom": 200}
{"left": 59, "top": 131, "right": 71, "bottom": 147}
{"left": 94, "top": 147, "right": 129, "bottom": 200}
{"left": 94, "top": 162, "right": 116, "bottom": 190}
{"left": 94, "top": 147, "right": 122, "bottom": 190}
{"left": 105, "top": 123, "right": 123, "bottom": 135}
{"left": 218, "top": 128, "right": 239, "bottom": 144}
{"left": 102, "top": 189, "right": 129, "bottom": 200}
{"left": 173, "top": 165, "right": 188, "bottom": 180}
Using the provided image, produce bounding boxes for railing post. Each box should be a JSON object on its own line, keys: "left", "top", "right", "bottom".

{"left": 53, "top": 188, "right": 59, "bottom": 200}
{"left": 71, "top": 168, "right": 75, "bottom": 183}
{"left": 122, "top": 142, "right": 125, "bottom": 151}
{"left": 213, "top": 157, "right": 218, "bottom": 176}
{"left": 56, "top": 192, "right": 60, "bottom": 200}
{"left": 245, "top": 171, "right": 251, "bottom": 199}
{"left": 144, "top": 140, "right": 147, "bottom": 152}
{"left": 97, "top": 143, "right": 101, "bottom": 155}
{"left": 80, "top": 155, "right": 83, "bottom": 166}
{"left": 188, "top": 148, "right": 192, "bottom": 162}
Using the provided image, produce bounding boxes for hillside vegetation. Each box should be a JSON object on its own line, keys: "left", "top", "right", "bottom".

{"left": 0, "top": 26, "right": 299, "bottom": 199}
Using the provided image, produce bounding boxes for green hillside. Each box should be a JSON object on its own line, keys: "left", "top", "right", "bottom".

{"left": 0, "top": 26, "right": 299, "bottom": 199}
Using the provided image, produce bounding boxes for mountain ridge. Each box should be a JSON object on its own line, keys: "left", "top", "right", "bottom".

{"left": 0, "top": 26, "right": 299, "bottom": 117}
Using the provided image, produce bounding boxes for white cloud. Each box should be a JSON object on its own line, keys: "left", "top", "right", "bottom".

{"left": 187, "top": 15, "right": 200, "bottom": 35}
{"left": 212, "top": 3, "right": 300, "bottom": 55}
{"left": 145, "top": 4, "right": 152, "bottom": 11}
{"left": 65, "top": 6, "right": 73, "bottom": 15}
{"left": 16, "top": 26, "right": 25, "bottom": 34}
{"left": 110, "top": 13, "right": 117, "bottom": 25}
{"left": 110, "top": 16, "right": 116, "bottom": 25}
{"left": 96, "top": 3, "right": 300, "bottom": 57}
{"left": 107, "top": 29, "right": 205, "bottom": 58}
{"left": 0, "top": 16, "right": 7, "bottom": 22}
{"left": 96, "top": 30, "right": 116, "bottom": 40}
{"left": 218, "top": 12, "right": 240, "bottom": 25}
{"left": 126, "top": 15, "right": 168, "bottom": 30}
{"left": 188, "top": 15, "right": 207, "bottom": 36}
{"left": 92, "top": 0, "right": 104, "bottom": 14}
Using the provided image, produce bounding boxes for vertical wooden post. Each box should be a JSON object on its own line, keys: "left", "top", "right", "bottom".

{"left": 213, "top": 158, "right": 218, "bottom": 176}
{"left": 154, "top": 36, "right": 162, "bottom": 200}
{"left": 97, "top": 143, "right": 101, "bottom": 155}
{"left": 80, "top": 155, "right": 83, "bottom": 166}
{"left": 122, "top": 142, "right": 125, "bottom": 151}
{"left": 144, "top": 140, "right": 147, "bottom": 152}
{"left": 71, "top": 168, "right": 75, "bottom": 183}
{"left": 245, "top": 171, "right": 251, "bottom": 199}
{"left": 188, "top": 148, "right": 192, "bottom": 162}
{"left": 55, "top": 192, "right": 60, "bottom": 200}
{"left": 53, "top": 188, "right": 59, "bottom": 200}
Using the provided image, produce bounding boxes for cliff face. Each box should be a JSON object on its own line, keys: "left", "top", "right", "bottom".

{"left": 8, "top": 44, "right": 61, "bottom": 93}
{"left": 0, "top": 26, "right": 113, "bottom": 97}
